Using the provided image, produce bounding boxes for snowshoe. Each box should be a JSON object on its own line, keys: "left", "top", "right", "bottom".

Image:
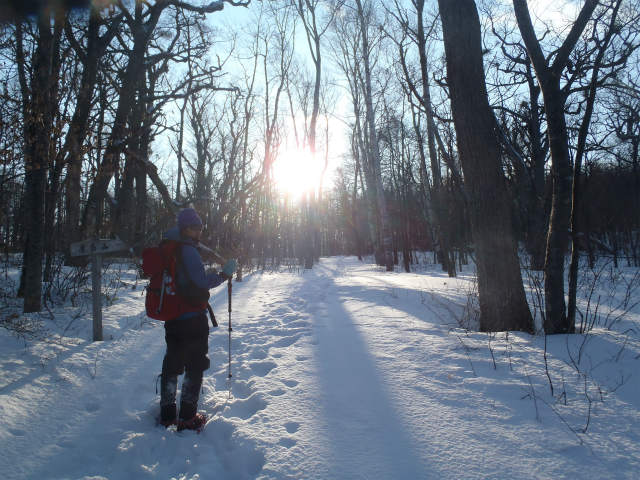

{"left": 177, "top": 412, "right": 207, "bottom": 433}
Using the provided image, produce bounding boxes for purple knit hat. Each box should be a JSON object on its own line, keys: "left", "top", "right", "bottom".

{"left": 177, "top": 208, "right": 203, "bottom": 230}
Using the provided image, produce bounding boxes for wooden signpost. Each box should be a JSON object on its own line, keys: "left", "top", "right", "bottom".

{"left": 70, "top": 238, "right": 128, "bottom": 341}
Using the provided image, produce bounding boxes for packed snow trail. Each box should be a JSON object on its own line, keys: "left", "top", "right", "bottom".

{"left": 288, "top": 261, "right": 427, "bottom": 478}
{"left": 1, "top": 256, "right": 640, "bottom": 479}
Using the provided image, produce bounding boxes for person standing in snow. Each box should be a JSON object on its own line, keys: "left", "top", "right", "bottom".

{"left": 159, "top": 207, "right": 237, "bottom": 431}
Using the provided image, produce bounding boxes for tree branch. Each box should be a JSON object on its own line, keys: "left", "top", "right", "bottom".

{"left": 552, "top": 0, "right": 599, "bottom": 75}
{"left": 512, "top": 0, "right": 549, "bottom": 80}
{"left": 169, "top": 0, "right": 250, "bottom": 13}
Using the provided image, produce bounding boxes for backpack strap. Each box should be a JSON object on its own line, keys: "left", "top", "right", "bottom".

{"left": 159, "top": 240, "right": 181, "bottom": 277}
{"left": 206, "top": 303, "right": 218, "bottom": 328}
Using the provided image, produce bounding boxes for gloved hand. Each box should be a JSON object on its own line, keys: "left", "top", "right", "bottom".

{"left": 222, "top": 258, "right": 237, "bottom": 277}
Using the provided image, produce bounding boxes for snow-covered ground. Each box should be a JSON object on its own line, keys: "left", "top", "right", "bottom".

{"left": 1, "top": 256, "right": 639, "bottom": 479}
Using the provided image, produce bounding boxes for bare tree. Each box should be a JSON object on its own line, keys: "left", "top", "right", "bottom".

{"left": 388, "top": 0, "right": 457, "bottom": 276}
{"left": 511, "top": 0, "right": 639, "bottom": 333}
{"left": 567, "top": 0, "right": 638, "bottom": 326}
{"left": 354, "top": 0, "right": 393, "bottom": 270}
{"left": 512, "top": 0, "right": 599, "bottom": 334}
{"left": 61, "top": 6, "right": 123, "bottom": 259}
{"left": 81, "top": 0, "right": 242, "bottom": 238}
{"left": 439, "top": 0, "right": 534, "bottom": 333}
{"left": 291, "top": 0, "right": 342, "bottom": 267}
{"left": 332, "top": 3, "right": 380, "bottom": 263}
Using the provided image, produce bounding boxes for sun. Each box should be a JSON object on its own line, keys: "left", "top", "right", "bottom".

{"left": 270, "top": 114, "right": 349, "bottom": 199}
{"left": 272, "top": 148, "right": 327, "bottom": 199}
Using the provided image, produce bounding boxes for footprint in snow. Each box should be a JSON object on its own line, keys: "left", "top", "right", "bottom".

{"left": 227, "top": 393, "right": 267, "bottom": 420}
{"left": 271, "top": 335, "right": 302, "bottom": 349}
{"left": 249, "top": 349, "right": 269, "bottom": 360}
{"left": 202, "top": 417, "right": 268, "bottom": 476}
{"left": 230, "top": 380, "right": 253, "bottom": 400}
{"left": 250, "top": 361, "right": 277, "bottom": 376}
{"left": 284, "top": 421, "right": 300, "bottom": 434}
{"left": 281, "top": 320, "right": 310, "bottom": 331}
{"left": 248, "top": 336, "right": 270, "bottom": 346}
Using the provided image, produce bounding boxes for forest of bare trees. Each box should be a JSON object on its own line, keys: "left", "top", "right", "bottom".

{"left": 1, "top": 0, "right": 639, "bottom": 333}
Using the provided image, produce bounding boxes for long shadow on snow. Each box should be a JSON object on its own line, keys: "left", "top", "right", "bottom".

{"left": 292, "top": 266, "right": 440, "bottom": 479}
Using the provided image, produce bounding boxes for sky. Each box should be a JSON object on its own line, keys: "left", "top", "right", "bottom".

{"left": 152, "top": 0, "right": 594, "bottom": 200}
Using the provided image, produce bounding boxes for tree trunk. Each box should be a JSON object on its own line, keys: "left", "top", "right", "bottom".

{"left": 543, "top": 100, "right": 573, "bottom": 333}
{"left": 439, "top": 0, "right": 534, "bottom": 333}
{"left": 42, "top": 15, "right": 64, "bottom": 283}
{"left": 19, "top": 9, "right": 57, "bottom": 313}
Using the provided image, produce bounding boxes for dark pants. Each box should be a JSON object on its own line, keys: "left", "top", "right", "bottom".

{"left": 160, "top": 312, "right": 210, "bottom": 421}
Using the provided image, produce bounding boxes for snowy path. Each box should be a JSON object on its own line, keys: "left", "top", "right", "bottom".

{"left": 2, "top": 256, "right": 640, "bottom": 479}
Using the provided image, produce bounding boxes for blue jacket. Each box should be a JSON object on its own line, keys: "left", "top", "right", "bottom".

{"left": 163, "top": 226, "right": 226, "bottom": 319}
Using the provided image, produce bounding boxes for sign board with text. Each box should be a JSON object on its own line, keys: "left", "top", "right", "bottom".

{"left": 70, "top": 238, "right": 128, "bottom": 257}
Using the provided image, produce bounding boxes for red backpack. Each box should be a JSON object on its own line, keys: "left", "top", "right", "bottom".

{"left": 141, "top": 241, "right": 216, "bottom": 326}
{"left": 142, "top": 241, "right": 183, "bottom": 321}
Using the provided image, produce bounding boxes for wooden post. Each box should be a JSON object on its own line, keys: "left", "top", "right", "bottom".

{"left": 70, "top": 238, "right": 128, "bottom": 342}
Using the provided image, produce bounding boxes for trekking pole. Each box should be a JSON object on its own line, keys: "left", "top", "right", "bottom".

{"left": 227, "top": 277, "right": 233, "bottom": 381}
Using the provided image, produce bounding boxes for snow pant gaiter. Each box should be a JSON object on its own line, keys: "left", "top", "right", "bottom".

{"left": 160, "top": 372, "right": 178, "bottom": 422}
{"left": 178, "top": 370, "right": 203, "bottom": 420}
